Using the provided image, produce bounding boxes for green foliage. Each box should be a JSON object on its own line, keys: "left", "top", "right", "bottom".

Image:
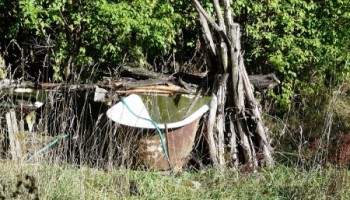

{"left": 2, "top": 0, "right": 350, "bottom": 100}
{"left": 230, "top": 0, "right": 350, "bottom": 109}
{"left": 3, "top": 0, "right": 181, "bottom": 81}
{"left": 0, "top": 1, "right": 21, "bottom": 41}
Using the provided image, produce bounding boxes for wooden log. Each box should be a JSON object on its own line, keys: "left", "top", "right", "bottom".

{"left": 116, "top": 90, "right": 176, "bottom": 95}
{"left": 248, "top": 132, "right": 258, "bottom": 169}
{"left": 122, "top": 79, "right": 172, "bottom": 89}
{"left": 249, "top": 74, "right": 280, "bottom": 93}
{"left": 222, "top": 0, "right": 233, "bottom": 34}
{"left": 0, "top": 79, "right": 36, "bottom": 89}
{"left": 213, "top": 0, "right": 228, "bottom": 73}
{"left": 197, "top": 11, "right": 216, "bottom": 56}
{"left": 192, "top": 0, "right": 274, "bottom": 169}
{"left": 216, "top": 74, "right": 229, "bottom": 170}
{"left": 229, "top": 23, "right": 254, "bottom": 166}
{"left": 229, "top": 115, "right": 238, "bottom": 170}
{"left": 6, "top": 110, "right": 23, "bottom": 161}
{"left": 120, "top": 66, "right": 169, "bottom": 80}
{"left": 192, "top": 0, "right": 231, "bottom": 47}
{"left": 116, "top": 84, "right": 189, "bottom": 95}
{"left": 40, "top": 83, "right": 98, "bottom": 90}
{"left": 207, "top": 77, "right": 219, "bottom": 165}
{"left": 241, "top": 58, "right": 274, "bottom": 167}
{"left": 236, "top": 117, "right": 253, "bottom": 166}
{"left": 0, "top": 74, "right": 273, "bottom": 94}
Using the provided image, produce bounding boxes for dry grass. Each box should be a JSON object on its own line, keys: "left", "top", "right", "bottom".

{"left": 0, "top": 161, "right": 350, "bottom": 199}
{"left": 1, "top": 79, "right": 350, "bottom": 199}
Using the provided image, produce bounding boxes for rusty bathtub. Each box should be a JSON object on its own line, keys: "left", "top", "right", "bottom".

{"left": 106, "top": 94, "right": 210, "bottom": 170}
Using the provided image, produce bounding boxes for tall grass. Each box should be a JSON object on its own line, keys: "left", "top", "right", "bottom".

{"left": 1, "top": 81, "right": 350, "bottom": 199}
{"left": 0, "top": 161, "right": 350, "bottom": 199}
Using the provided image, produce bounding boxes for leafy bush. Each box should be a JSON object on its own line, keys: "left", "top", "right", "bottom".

{"left": 1, "top": 0, "right": 181, "bottom": 81}
{"left": 2, "top": 0, "right": 350, "bottom": 106}
{"left": 230, "top": 0, "right": 350, "bottom": 108}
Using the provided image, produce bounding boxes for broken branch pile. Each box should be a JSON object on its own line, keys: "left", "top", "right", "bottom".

{"left": 193, "top": 0, "right": 274, "bottom": 170}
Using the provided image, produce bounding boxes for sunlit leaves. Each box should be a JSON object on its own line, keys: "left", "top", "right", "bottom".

{"left": 15, "top": 0, "right": 181, "bottom": 80}
{"left": 230, "top": 0, "right": 350, "bottom": 108}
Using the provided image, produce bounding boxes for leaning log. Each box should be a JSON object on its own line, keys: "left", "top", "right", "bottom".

{"left": 193, "top": 0, "right": 274, "bottom": 169}
{"left": 207, "top": 80, "right": 219, "bottom": 165}
{"left": 216, "top": 74, "right": 229, "bottom": 170}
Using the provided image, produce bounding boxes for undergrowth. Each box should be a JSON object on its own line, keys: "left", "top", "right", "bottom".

{"left": 0, "top": 161, "right": 349, "bottom": 199}
{"left": 1, "top": 75, "right": 350, "bottom": 199}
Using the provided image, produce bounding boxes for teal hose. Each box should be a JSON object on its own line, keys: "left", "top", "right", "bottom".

{"left": 28, "top": 134, "right": 69, "bottom": 161}
{"left": 120, "top": 97, "right": 169, "bottom": 159}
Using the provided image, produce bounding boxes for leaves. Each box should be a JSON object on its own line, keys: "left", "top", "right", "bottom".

{"left": 6, "top": 0, "right": 181, "bottom": 81}
{"left": 230, "top": 0, "right": 350, "bottom": 108}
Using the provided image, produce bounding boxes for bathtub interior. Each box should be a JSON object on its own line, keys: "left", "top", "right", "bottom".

{"left": 106, "top": 94, "right": 210, "bottom": 129}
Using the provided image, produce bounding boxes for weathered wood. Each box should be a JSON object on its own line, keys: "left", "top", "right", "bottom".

{"left": 120, "top": 66, "right": 169, "bottom": 80}
{"left": 241, "top": 59, "right": 274, "bottom": 167}
{"left": 192, "top": 0, "right": 231, "bottom": 47}
{"left": 122, "top": 79, "right": 172, "bottom": 89}
{"left": 193, "top": 0, "right": 274, "bottom": 169}
{"left": 230, "top": 24, "right": 244, "bottom": 111}
{"left": 216, "top": 74, "right": 229, "bottom": 170}
{"left": 0, "top": 73, "right": 273, "bottom": 97}
{"left": 249, "top": 74, "right": 280, "bottom": 93}
{"left": 229, "top": 24, "right": 254, "bottom": 166}
{"left": 177, "top": 77, "right": 197, "bottom": 94}
{"left": 6, "top": 110, "right": 23, "bottom": 161}
{"left": 40, "top": 83, "right": 98, "bottom": 90}
{"left": 116, "top": 84, "right": 189, "bottom": 95}
{"left": 207, "top": 77, "right": 219, "bottom": 165}
{"left": 222, "top": 0, "right": 233, "bottom": 34}
{"left": 229, "top": 115, "right": 238, "bottom": 170}
{"left": 236, "top": 117, "right": 253, "bottom": 166}
{"left": 197, "top": 10, "right": 216, "bottom": 56}
{"left": 213, "top": 0, "right": 228, "bottom": 73}
{"left": 0, "top": 79, "right": 36, "bottom": 89}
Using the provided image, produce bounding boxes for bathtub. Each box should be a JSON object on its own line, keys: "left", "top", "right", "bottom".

{"left": 106, "top": 94, "right": 210, "bottom": 170}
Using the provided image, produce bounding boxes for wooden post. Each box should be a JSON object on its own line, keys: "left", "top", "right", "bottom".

{"left": 6, "top": 110, "right": 23, "bottom": 161}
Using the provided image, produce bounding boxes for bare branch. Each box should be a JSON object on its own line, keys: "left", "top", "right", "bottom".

{"left": 192, "top": 0, "right": 232, "bottom": 47}
{"left": 197, "top": 10, "right": 216, "bottom": 55}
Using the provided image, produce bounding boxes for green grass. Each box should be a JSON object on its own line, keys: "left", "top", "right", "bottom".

{"left": 0, "top": 162, "right": 350, "bottom": 199}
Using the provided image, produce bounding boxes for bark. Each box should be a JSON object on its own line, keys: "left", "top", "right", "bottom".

{"left": 229, "top": 115, "right": 238, "bottom": 170}
{"left": 241, "top": 59, "right": 274, "bottom": 167}
{"left": 192, "top": 0, "right": 231, "bottom": 47}
{"left": 120, "top": 66, "right": 169, "bottom": 80}
{"left": 197, "top": 10, "right": 216, "bottom": 56}
{"left": 213, "top": 0, "right": 228, "bottom": 73}
{"left": 216, "top": 74, "right": 229, "bottom": 170}
{"left": 6, "top": 110, "right": 23, "bottom": 161}
{"left": 207, "top": 92, "right": 219, "bottom": 165}
{"left": 193, "top": 0, "right": 274, "bottom": 169}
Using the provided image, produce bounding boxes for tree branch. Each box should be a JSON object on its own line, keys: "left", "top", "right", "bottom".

{"left": 192, "top": 0, "right": 232, "bottom": 47}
